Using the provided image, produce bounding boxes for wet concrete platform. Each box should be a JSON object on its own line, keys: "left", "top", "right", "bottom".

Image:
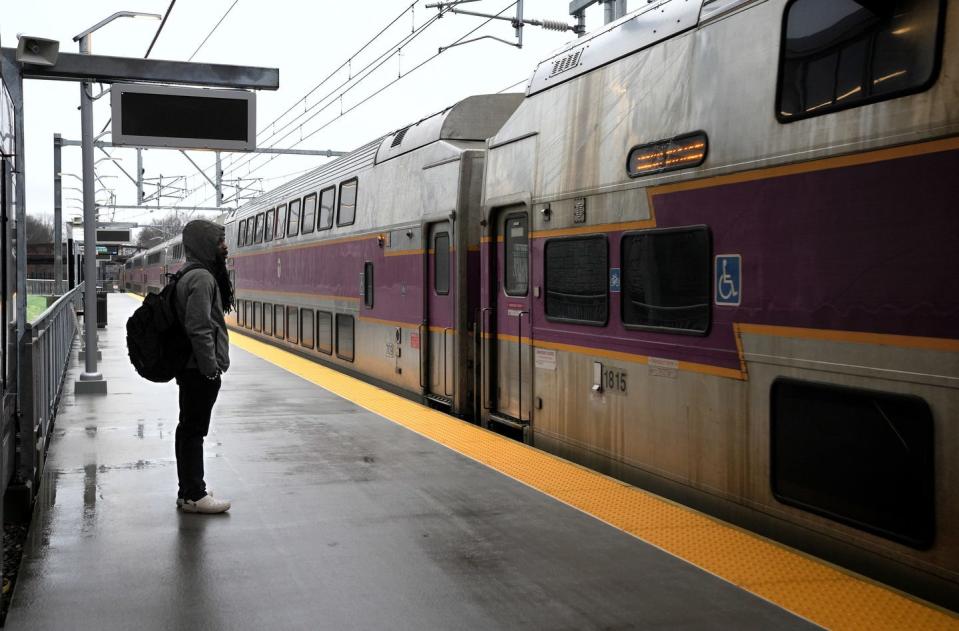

{"left": 4, "top": 294, "right": 813, "bottom": 630}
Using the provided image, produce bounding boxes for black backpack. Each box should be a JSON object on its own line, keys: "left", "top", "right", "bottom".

{"left": 126, "top": 264, "right": 205, "bottom": 383}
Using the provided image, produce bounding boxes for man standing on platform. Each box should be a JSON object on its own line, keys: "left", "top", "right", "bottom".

{"left": 174, "top": 219, "right": 234, "bottom": 514}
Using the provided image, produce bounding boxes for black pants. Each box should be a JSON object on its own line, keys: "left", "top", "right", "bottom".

{"left": 175, "top": 369, "right": 221, "bottom": 502}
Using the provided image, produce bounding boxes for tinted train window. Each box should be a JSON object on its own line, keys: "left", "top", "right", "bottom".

{"left": 263, "top": 302, "right": 273, "bottom": 336}
{"left": 545, "top": 236, "right": 608, "bottom": 325}
{"left": 336, "top": 314, "right": 354, "bottom": 361}
{"left": 265, "top": 209, "right": 275, "bottom": 241}
{"left": 318, "top": 187, "right": 335, "bottom": 231}
{"left": 622, "top": 227, "right": 710, "bottom": 334}
{"left": 274, "top": 305, "right": 285, "bottom": 338}
{"left": 287, "top": 308, "right": 299, "bottom": 344}
{"left": 245, "top": 219, "right": 254, "bottom": 246}
{"left": 244, "top": 300, "right": 252, "bottom": 328}
{"left": 237, "top": 300, "right": 245, "bottom": 327}
{"left": 363, "top": 262, "right": 374, "bottom": 308}
{"left": 287, "top": 199, "right": 301, "bottom": 237}
{"left": 253, "top": 302, "right": 261, "bottom": 332}
{"left": 778, "top": 0, "right": 945, "bottom": 122}
{"left": 254, "top": 213, "right": 264, "bottom": 244}
{"left": 771, "top": 378, "right": 935, "bottom": 549}
{"left": 504, "top": 214, "right": 528, "bottom": 296}
{"left": 317, "top": 311, "right": 333, "bottom": 355}
{"left": 301, "top": 193, "right": 317, "bottom": 234}
{"left": 300, "top": 309, "right": 314, "bottom": 349}
{"left": 275, "top": 203, "right": 287, "bottom": 239}
{"left": 337, "top": 179, "right": 357, "bottom": 227}
{"left": 434, "top": 233, "right": 450, "bottom": 295}
{"left": 237, "top": 220, "right": 246, "bottom": 246}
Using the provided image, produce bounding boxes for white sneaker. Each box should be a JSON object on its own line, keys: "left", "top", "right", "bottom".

{"left": 180, "top": 494, "right": 231, "bottom": 514}
{"left": 176, "top": 489, "right": 213, "bottom": 509}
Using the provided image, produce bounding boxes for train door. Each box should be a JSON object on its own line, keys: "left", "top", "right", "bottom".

{"left": 490, "top": 207, "right": 531, "bottom": 430}
{"left": 425, "top": 221, "right": 455, "bottom": 406}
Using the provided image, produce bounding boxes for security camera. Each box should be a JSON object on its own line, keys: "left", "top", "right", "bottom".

{"left": 15, "top": 35, "right": 59, "bottom": 67}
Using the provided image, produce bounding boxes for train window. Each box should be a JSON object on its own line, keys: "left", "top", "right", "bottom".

{"left": 287, "top": 308, "right": 299, "bottom": 344}
{"left": 627, "top": 132, "right": 708, "bottom": 178}
{"left": 545, "top": 236, "right": 608, "bottom": 325}
{"left": 318, "top": 187, "right": 335, "bottom": 231}
{"left": 301, "top": 193, "right": 317, "bottom": 234}
{"left": 275, "top": 203, "right": 287, "bottom": 240}
{"left": 300, "top": 309, "right": 315, "bottom": 349}
{"left": 337, "top": 178, "right": 357, "bottom": 227}
{"left": 263, "top": 302, "right": 273, "bottom": 336}
{"left": 245, "top": 218, "right": 253, "bottom": 246}
{"left": 621, "top": 226, "right": 710, "bottom": 334}
{"left": 254, "top": 213, "right": 265, "bottom": 244}
{"left": 504, "top": 213, "right": 528, "bottom": 296}
{"left": 434, "top": 232, "right": 450, "bottom": 295}
{"left": 237, "top": 220, "right": 246, "bottom": 246}
{"left": 777, "top": 0, "right": 946, "bottom": 123}
{"left": 287, "top": 199, "right": 301, "bottom": 237}
{"left": 274, "top": 305, "right": 285, "bottom": 338}
{"left": 237, "top": 300, "right": 245, "bottom": 327}
{"left": 363, "top": 262, "right": 374, "bottom": 308}
{"left": 336, "top": 314, "right": 355, "bottom": 361}
{"left": 253, "top": 302, "right": 261, "bottom": 332}
{"left": 244, "top": 300, "right": 252, "bottom": 329}
{"left": 265, "top": 209, "right": 275, "bottom": 242}
{"left": 317, "top": 311, "right": 333, "bottom": 355}
{"left": 771, "top": 378, "right": 935, "bottom": 549}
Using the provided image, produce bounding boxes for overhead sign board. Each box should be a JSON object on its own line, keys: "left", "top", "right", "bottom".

{"left": 111, "top": 83, "right": 256, "bottom": 151}
{"left": 96, "top": 229, "right": 131, "bottom": 244}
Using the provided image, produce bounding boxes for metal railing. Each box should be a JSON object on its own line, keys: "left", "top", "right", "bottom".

{"left": 26, "top": 278, "right": 57, "bottom": 295}
{"left": 17, "top": 282, "right": 84, "bottom": 490}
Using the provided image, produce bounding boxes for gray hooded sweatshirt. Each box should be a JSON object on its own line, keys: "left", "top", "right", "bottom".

{"left": 175, "top": 220, "right": 230, "bottom": 377}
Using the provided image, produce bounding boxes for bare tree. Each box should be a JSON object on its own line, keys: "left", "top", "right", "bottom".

{"left": 136, "top": 213, "right": 192, "bottom": 248}
{"left": 25, "top": 214, "right": 54, "bottom": 243}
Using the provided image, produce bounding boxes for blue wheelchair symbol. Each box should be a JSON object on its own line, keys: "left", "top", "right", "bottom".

{"left": 715, "top": 255, "right": 741, "bottom": 306}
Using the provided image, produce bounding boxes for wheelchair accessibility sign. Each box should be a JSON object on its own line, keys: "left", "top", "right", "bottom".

{"left": 715, "top": 255, "right": 741, "bottom": 306}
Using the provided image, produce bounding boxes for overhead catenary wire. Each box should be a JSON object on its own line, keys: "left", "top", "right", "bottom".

{"left": 178, "top": 1, "right": 434, "bottom": 201}
{"left": 188, "top": 0, "right": 241, "bottom": 62}
{"left": 145, "top": 0, "right": 177, "bottom": 58}
{"left": 195, "top": 0, "right": 518, "bottom": 202}
{"left": 219, "top": 5, "right": 449, "bottom": 178}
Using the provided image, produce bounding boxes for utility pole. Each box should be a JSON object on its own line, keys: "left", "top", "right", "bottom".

{"left": 53, "top": 134, "right": 63, "bottom": 294}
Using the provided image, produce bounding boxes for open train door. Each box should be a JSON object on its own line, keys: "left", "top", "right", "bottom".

{"left": 423, "top": 221, "right": 455, "bottom": 409}
{"left": 485, "top": 206, "right": 532, "bottom": 441}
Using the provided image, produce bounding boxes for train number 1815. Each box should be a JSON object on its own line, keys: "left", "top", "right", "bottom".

{"left": 602, "top": 367, "right": 628, "bottom": 395}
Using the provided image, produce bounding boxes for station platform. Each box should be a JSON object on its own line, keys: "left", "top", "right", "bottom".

{"left": 3, "top": 294, "right": 956, "bottom": 630}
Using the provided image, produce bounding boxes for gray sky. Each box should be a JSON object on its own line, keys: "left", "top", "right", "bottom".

{"left": 3, "top": 1, "right": 610, "bottom": 229}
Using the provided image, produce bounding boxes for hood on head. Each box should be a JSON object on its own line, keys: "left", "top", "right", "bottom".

{"left": 182, "top": 220, "right": 225, "bottom": 268}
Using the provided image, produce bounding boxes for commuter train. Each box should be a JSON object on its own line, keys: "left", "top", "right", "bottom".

{"left": 123, "top": 0, "right": 959, "bottom": 609}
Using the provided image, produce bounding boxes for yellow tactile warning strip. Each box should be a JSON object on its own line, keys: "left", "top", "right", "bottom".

{"left": 224, "top": 325, "right": 958, "bottom": 630}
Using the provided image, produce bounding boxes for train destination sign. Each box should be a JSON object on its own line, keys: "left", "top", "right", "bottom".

{"left": 111, "top": 83, "right": 256, "bottom": 151}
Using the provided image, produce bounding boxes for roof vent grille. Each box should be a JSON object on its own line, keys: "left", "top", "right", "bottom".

{"left": 391, "top": 126, "right": 410, "bottom": 148}
{"left": 549, "top": 49, "right": 583, "bottom": 78}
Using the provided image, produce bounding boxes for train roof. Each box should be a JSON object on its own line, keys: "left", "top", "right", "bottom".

{"left": 527, "top": 0, "right": 703, "bottom": 96}
{"left": 233, "top": 93, "right": 523, "bottom": 220}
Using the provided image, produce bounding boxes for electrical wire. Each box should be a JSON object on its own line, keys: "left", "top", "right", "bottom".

{"left": 145, "top": 0, "right": 177, "bottom": 58}
{"left": 220, "top": 6, "right": 447, "bottom": 178}
{"left": 188, "top": 0, "right": 241, "bottom": 62}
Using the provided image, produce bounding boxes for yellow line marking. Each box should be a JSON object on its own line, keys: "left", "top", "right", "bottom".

{"left": 237, "top": 288, "right": 361, "bottom": 303}
{"left": 227, "top": 328, "right": 958, "bottom": 630}
{"left": 384, "top": 249, "right": 425, "bottom": 257}
{"left": 531, "top": 219, "right": 656, "bottom": 239}
{"left": 737, "top": 322, "right": 959, "bottom": 353}
{"left": 484, "top": 332, "right": 745, "bottom": 381}
{"left": 359, "top": 315, "right": 417, "bottom": 329}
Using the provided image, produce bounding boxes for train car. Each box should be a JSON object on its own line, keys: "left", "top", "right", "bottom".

{"left": 126, "top": 0, "right": 958, "bottom": 607}
{"left": 227, "top": 94, "right": 523, "bottom": 418}
{"left": 479, "top": 0, "right": 957, "bottom": 606}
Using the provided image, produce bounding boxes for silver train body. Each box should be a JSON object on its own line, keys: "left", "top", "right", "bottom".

{"left": 123, "top": 0, "right": 959, "bottom": 608}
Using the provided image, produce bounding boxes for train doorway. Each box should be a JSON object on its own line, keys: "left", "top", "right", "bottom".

{"left": 425, "top": 221, "right": 455, "bottom": 407}
{"left": 488, "top": 207, "right": 532, "bottom": 435}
